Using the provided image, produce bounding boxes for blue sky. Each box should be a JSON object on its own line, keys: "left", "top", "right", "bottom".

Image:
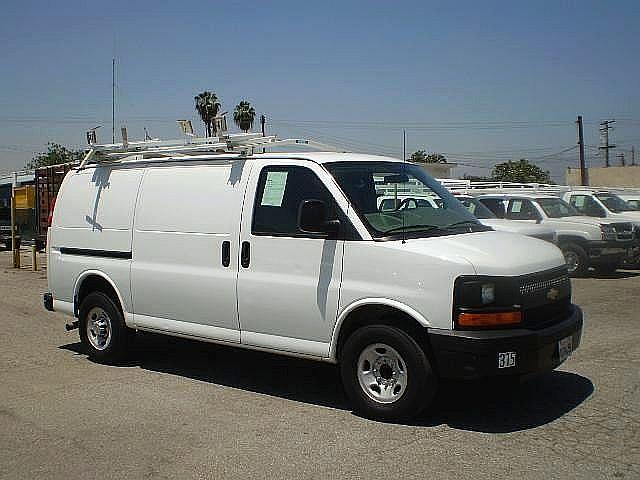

{"left": 1, "top": 0, "right": 639, "bottom": 180}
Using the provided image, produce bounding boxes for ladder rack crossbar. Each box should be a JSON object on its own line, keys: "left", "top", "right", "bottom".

{"left": 78, "top": 133, "right": 339, "bottom": 169}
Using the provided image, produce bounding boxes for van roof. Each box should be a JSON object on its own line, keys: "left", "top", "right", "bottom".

{"left": 476, "top": 192, "right": 562, "bottom": 200}
{"left": 79, "top": 151, "right": 405, "bottom": 170}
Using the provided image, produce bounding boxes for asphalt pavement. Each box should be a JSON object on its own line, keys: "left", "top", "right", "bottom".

{"left": 0, "top": 250, "right": 638, "bottom": 479}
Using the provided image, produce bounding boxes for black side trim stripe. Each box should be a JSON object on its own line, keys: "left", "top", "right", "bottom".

{"left": 59, "top": 247, "right": 132, "bottom": 259}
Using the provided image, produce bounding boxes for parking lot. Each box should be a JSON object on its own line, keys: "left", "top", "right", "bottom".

{"left": 0, "top": 249, "right": 638, "bottom": 480}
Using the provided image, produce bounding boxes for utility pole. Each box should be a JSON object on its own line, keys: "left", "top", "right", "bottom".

{"left": 11, "top": 173, "right": 19, "bottom": 268}
{"left": 616, "top": 152, "right": 625, "bottom": 166}
{"left": 402, "top": 129, "right": 406, "bottom": 161}
{"left": 632, "top": 146, "right": 636, "bottom": 166}
{"left": 599, "top": 120, "right": 616, "bottom": 167}
{"left": 576, "top": 115, "right": 587, "bottom": 185}
{"left": 260, "top": 114, "right": 266, "bottom": 153}
{"left": 112, "top": 58, "right": 116, "bottom": 144}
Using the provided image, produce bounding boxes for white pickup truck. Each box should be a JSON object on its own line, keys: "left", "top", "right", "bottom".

{"left": 377, "top": 193, "right": 556, "bottom": 243}
{"left": 477, "top": 193, "right": 636, "bottom": 276}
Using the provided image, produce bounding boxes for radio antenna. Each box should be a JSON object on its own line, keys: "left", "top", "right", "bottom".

{"left": 402, "top": 128, "right": 407, "bottom": 244}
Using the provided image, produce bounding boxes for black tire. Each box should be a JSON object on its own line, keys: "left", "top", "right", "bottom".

{"left": 78, "top": 291, "right": 131, "bottom": 363}
{"left": 340, "top": 325, "right": 437, "bottom": 421}
{"left": 561, "top": 242, "right": 589, "bottom": 277}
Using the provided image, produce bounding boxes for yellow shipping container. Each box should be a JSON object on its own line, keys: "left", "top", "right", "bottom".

{"left": 14, "top": 185, "right": 36, "bottom": 210}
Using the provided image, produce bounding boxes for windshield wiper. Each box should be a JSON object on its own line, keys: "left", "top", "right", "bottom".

{"left": 382, "top": 224, "right": 447, "bottom": 236}
{"left": 444, "top": 220, "right": 491, "bottom": 231}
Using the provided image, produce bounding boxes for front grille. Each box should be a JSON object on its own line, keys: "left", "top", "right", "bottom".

{"left": 519, "top": 267, "right": 571, "bottom": 329}
{"left": 612, "top": 222, "right": 634, "bottom": 241}
{"left": 519, "top": 271, "right": 570, "bottom": 295}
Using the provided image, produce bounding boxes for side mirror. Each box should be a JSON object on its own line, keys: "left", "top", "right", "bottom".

{"left": 298, "top": 199, "right": 340, "bottom": 235}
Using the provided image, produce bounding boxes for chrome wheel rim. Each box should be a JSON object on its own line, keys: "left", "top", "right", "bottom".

{"left": 86, "top": 307, "right": 112, "bottom": 351}
{"left": 357, "top": 343, "right": 408, "bottom": 404}
{"left": 564, "top": 251, "right": 579, "bottom": 273}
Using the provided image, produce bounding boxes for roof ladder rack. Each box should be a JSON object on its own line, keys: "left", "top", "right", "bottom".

{"left": 79, "top": 128, "right": 338, "bottom": 169}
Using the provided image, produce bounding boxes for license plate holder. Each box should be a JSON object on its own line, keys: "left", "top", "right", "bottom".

{"left": 558, "top": 335, "right": 573, "bottom": 363}
{"left": 498, "top": 351, "right": 516, "bottom": 369}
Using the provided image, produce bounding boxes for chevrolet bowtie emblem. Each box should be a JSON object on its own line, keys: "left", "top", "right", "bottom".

{"left": 547, "top": 288, "right": 560, "bottom": 301}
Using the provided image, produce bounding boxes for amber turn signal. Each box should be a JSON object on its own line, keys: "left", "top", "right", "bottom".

{"left": 457, "top": 310, "right": 522, "bottom": 328}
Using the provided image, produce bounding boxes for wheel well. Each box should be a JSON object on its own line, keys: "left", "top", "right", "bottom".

{"left": 75, "top": 275, "right": 122, "bottom": 317}
{"left": 557, "top": 235, "right": 588, "bottom": 248}
{"left": 335, "top": 304, "right": 431, "bottom": 361}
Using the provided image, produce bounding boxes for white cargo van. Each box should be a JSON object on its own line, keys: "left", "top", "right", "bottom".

{"left": 44, "top": 139, "right": 583, "bottom": 420}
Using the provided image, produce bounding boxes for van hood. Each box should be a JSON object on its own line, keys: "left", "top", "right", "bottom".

{"left": 480, "top": 218, "right": 554, "bottom": 236}
{"left": 393, "top": 231, "right": 565, "bottom": 276}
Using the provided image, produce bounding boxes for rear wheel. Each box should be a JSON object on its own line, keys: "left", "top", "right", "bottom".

{"left": 340, "top": 324, "right": 437, "bottom": 421}
{"left": 561, "top": 243, "right": 589, "bottom": 277}
{"left": 79, "top": 292, "right": 130, "bottom": 363}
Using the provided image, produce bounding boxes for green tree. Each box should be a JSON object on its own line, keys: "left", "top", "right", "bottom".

{"left": 26, "top": 143, "right": 83, "bottom": 169}
{"left": 233, "top": 100, "right": 256, "bottom": 133}
{"left": 491, "top": 159, "right": 552, "bottom": 183}
{"left": 194, "top": 91, "right": 222, "bottom": 137}
{"left": 410, "top": 150, "right": 447, "bottom": 163}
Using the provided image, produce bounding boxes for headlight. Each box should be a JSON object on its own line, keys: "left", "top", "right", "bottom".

{"left": 453, "top": 276, "right": 521, "bottom": 329}
{"left": 481, "top": 283, "right": 495, "bottom": 304}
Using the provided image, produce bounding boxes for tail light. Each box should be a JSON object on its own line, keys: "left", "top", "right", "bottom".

{"left": 47, "top": 196, "right": 57, "bottom": 227}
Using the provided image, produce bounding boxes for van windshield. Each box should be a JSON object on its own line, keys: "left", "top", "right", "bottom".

{"left": 325, "top": 161, "right": 490, "bottom": 239}
{"left": 596, "top": 193, "right": 634, "bottom": 212}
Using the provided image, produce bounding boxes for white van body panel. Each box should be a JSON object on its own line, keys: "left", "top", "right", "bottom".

{"left": 48, "top": 166, "right": 143, "bottom": 315}
{"left": 337, "top": 230, "right": 562, "bottom": 334}
{"left": 131, "top": 161, "right": 252, "bottom": 342}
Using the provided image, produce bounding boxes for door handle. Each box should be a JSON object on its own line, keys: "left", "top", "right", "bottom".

{"left": 241, "top": 241, "right": 250, "bottom": 268}
{"left": 221, "top": 241, "right": 230, "bottom": 267}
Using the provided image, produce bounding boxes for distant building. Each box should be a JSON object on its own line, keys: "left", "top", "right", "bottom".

{"left": 567, "top": 165, "right": 640, "bottom": 187}
{"left": 414, "top": 162, "right": 457, "bottom": 179}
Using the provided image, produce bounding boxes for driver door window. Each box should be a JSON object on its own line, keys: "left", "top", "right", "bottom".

{"left": 506, "top": 199, "right": 540, "bottom": 221}
{"left": 252, "top": 166, "right": 337, "bottom": 237}
{"left": 569, "top": 195, "right": 605, "bottom": 217}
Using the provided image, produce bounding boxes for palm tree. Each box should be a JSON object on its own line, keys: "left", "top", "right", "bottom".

{"left": 233, "top": 101, "right": 256, "bottom": 133}
{"left": 194, "top": 91, "right": 221, "bottom": 137}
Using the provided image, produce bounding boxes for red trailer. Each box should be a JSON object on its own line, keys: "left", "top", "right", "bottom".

{"left": 35, "top": 163, "right": 74, "bottom": 249}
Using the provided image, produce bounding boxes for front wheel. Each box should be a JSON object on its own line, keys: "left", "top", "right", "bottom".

{"left": 561, "top": 243, "right": 589, "bottom": 277}
{"left": 340, "top": 325, "right": 437, "bottom": 421}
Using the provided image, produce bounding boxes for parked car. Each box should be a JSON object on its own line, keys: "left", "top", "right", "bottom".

{"left": 563, "top": 190, "right": 640, "bottom": 269}
{"left": 45, "top": 146, "right": 583, "bottom": 420}
{"left": 453, "top": 194, "right": 556, "bottom": 243}
{"left": 476, "top": 193, "right": 636, "bottom": 276}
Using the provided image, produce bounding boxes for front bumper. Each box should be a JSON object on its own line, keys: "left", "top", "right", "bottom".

{"left": 587, "top": 240, "right": 633, "bottom": 261}
{"left": 428, "top": 305, "right": 583, "bottom": 380}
